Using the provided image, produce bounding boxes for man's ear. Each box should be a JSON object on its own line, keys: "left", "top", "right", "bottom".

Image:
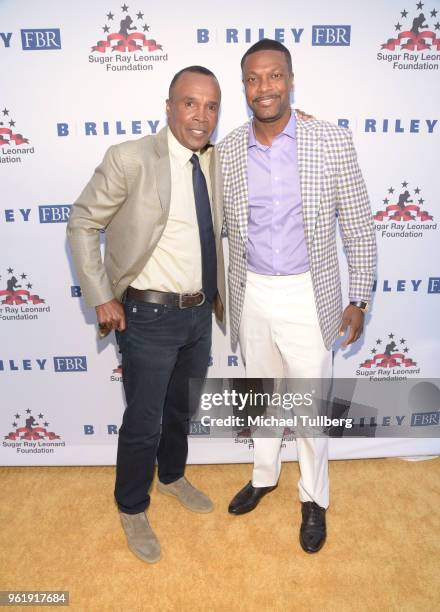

{"left": 165, "top": 99, "right": 170, "bottom": 117}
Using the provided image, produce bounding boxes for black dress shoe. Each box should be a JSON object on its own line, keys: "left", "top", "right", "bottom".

{"left": 228, "top": 481, "right": 277, "bottom": 515}
{"left": 299, "top": 501, "right": 326, "bottom": 553}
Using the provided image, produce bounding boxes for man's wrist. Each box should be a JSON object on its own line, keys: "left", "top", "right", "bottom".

{"left": 349, "top": 300, "right": 369, "bottom": 313}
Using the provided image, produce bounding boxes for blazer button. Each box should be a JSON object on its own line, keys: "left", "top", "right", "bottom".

{"left": 240, "top": 282, "right": 245, "bottom": 288}
{"left": 112, "top": 280, "right": 117, "bottom": 286}
{"left": 242, "top": 252, "right": 246, "bottom": 259}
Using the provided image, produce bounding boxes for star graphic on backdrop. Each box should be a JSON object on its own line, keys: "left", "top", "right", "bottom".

{"left": 388, "top": 333, "right": 395, "bottom": 339}
{"left": 435, "top": 22, "right": 440, "bottom": 30}
{"left": 383, "top": 198, "right": 389, "bottom": 205}
{"left": 414, "top": 187, "right": 420, "bottom": 194}
{"left": 136, "top": 11, "right": 144, "bottom": 19}
{"left": 20, "top": 273, "right": 27, "bottom": 279}
{"left": 103, "top": 25, "right": 110, "bottom": 33}
{"left": 376, "top": 339, "right": 382, "bottom": 345}
{"left": 26, "top": 283, "right": 32, "bottom": 289}
{"left": 400, "top": 338, "right": 406, "bottom": 344}
{"left": 416, "top": 1, "right": 424, "bottom": 10}
{"left": 9, "top": 119, "right": 15, "bottom": 127}
{"left": 401, "top": 9, "right": 408, "bottom": 18}
{"left": 26, "top": 409, "right": 31, "bottom": 414}
{"left": 121, "top": 3, "right": 129, "bottom": 12}
{"left": 430, "top": 8, "right": 437, "bottom": 17}
{"left": 2, "top": 108, "right": 9, "bottom": 116}
{"left": 15, "top": 414, "right": 20, "bottom": 419}
{"left": 107, "top": 11, "right": 114, "bottom": 20}
{"left": 388, "top": 187, "right": 395, "bottom": 194}
{"left": 7, "top": 267, "right": 13, "bottom": 274}
{"left": 143, "top": 24, "right": 150, "bottom": 32}
{"left": 38, "top": 413, "right": 44, "bottom": 419}
{"left": 12, "top": 422, "right": 17, "bottom": 428}
{"left": 44, "top": 422, "right": 49, "bottom": 427}
{"left": 402, "top": 181, "right": 408, "bottom": 188}
{"left": 371, "top": 348, "right": 377, "bottom": 354}
{"left": 418, "top": 198, "right": 424, "bottom": 205}
{"left": 403, "top": 347, "right": 409, "bottom": 353}
{"left": 395, "top": 22, "right": 402, "bottom": 30}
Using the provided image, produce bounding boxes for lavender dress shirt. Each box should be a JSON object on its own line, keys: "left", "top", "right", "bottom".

{"left": 247, "top": 112, "right": 309, "bottom": 276}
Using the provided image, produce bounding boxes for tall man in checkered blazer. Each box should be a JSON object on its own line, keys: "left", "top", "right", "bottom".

{"left": 217, "top": 39, "right": 376, "bottom": 553}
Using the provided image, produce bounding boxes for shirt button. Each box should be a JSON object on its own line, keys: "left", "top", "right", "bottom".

{"left": 276, "top": 272, "right": 281, "bottom": 276}
{"left": 240, "top": 282, "right": 245, "bottom": 287}
{"left": 275, "top": 201, "right": 280, "bottom": 206}
{"left": 274, "top": 176, "right": 279, "bottom": 181}
{"left": 275, "top": 249, "right": 279, "bottom": 253}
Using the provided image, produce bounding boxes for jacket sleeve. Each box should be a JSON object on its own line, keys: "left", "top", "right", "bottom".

{"left": 66, "top": 145, "right": 127, "bottom": 307}
{"left": 336, "top": 130, "right": 377, "bottom": 302}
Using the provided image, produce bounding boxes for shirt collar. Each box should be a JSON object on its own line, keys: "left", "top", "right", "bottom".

{"left": 167, "top": 127, "right": 196, "bottom": 167}
{"left": 248, "top": 110, "right": 296, "bottom": 149}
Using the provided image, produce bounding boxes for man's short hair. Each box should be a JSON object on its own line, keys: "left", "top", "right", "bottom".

{"left": 240, "top": 39, "right": 293, "bottom": 75}
{"left": 168, "top": 66, "right": 219, "bottom": 98}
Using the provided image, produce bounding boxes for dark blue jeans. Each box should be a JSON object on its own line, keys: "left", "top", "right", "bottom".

{"left": 114, "top": 298, "right": 212, "bottom": 514}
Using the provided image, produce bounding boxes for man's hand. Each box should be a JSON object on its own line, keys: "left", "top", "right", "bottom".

{"left": 96, "top": 298, "right": 126, "bottom": 334}
{"left": 339, "top": 304, "right": 364, "bottom": 348}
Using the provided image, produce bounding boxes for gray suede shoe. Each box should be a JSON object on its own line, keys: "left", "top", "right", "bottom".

{"left": 119, "top": 511, "right": 161, "bottom": 563}
{"left": 157, "top": 477, "right": 214, "bottom": 513}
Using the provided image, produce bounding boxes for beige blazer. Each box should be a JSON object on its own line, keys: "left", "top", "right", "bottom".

{"left": 67, "top": 127, "right": 225, "bottom": 322}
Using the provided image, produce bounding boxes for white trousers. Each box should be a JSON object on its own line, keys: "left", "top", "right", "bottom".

{"left": 239, "top": 270, "right": 332, "bottom": 508}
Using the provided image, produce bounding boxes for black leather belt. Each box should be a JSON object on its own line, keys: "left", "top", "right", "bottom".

{"left": 126, "top": 287, "right": 206, "bottom": 309}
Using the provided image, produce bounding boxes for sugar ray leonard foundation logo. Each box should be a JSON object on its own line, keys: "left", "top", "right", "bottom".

{"left": 378, "top": 3, "right": 440, "bottom": 70}
{"left": 0, "top": 267, "right": 51, "bottom": 321}
{"left": 3, "top": 408, "right": 65, "bottom": 454}
{"left": 0, "top": 107, "right": 34, "bottom": 164}
{"left": 374, "top": 182, "right": 437, "bottom": 239}
{"left": 357, "top": 333, "right": 420, "bottom": 380}
{"left": 89, "top": 4, "right": 168, "bottom": 72}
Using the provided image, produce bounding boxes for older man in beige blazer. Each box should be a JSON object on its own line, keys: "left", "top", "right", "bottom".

{"left": 67, "top": 66, "right": 225, "bottom": 564}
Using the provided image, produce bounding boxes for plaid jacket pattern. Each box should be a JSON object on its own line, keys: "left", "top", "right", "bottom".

{"left": 216, "top": 111, "right": 376, "bottom": 349}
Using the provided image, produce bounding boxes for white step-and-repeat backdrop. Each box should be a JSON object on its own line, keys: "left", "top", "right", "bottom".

{"left": 2, "top": 0, "right": 439, "bottom": 465}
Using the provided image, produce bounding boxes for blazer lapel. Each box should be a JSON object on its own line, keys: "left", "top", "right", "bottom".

{"left": 154, "top": 127, "right": 171, "bottom": 212}
{"left": 296, "top": 112, "right": 324, "bottom": 250}
{"left": 210, "top": 147, "right": 224, "bottom": 242}
{"left": 233, "top": 125, "right": 250, "bottom": 244}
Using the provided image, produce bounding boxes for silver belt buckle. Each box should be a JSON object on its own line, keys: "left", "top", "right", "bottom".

{"left": 178, "top": 291, "right": 205, "bottom": 309}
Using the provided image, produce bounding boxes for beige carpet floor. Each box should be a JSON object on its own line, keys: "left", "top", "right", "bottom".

{"left": 1, "top": 458, "right": 439, "bottom": 612}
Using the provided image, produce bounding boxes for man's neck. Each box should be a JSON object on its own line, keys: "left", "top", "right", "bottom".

{"left": 253, "top": 110, "right": 292, "bottom": 146}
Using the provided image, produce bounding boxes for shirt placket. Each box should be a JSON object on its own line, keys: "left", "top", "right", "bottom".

{"left": 271, "top": 139, "right": 282, "bottom": 276}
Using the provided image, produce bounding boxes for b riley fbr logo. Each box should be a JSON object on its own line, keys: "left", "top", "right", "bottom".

{"left": 374, "top": 182, "right": 436, "bottom": 238}
{"left": 0, "top": 107, "right": 34, "bottom": 164}
{"left": 3, "top": 408, "right": 65, "bottom": 455}
{"left": 378, "top": 3, "right": 440, "bottom": 70}
{"left": 0, "top": 267, "right": 51, "bottom": 321}
{"left": 89, "top": 4, "right": 168, "bottom": 72}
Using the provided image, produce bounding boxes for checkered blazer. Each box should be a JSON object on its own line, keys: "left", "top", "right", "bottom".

{"left": 216, "top": 110, "right": 376, "bottom": 349}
